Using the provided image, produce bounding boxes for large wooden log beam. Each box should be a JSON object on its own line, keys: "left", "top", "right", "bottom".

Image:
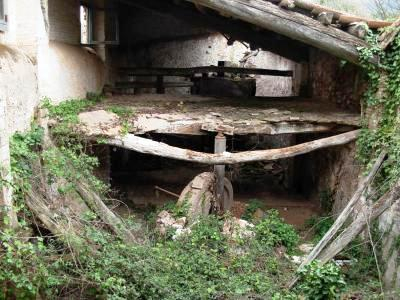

{"left": 289, "top": 0, "right": 392, "bottom": 29}
{"left": 184, "top": 0, "right": 376, "bottom": 65}
{"left": 105, "top": 130, "right": 359, "bottom": 165}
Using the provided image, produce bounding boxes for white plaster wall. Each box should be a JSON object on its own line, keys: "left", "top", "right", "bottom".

{"left": 121, "top": 34, "right": 301, "bottom": 97}
{"left": 0, "top": 45, "right": 39, "bottom": 135}
{"left": 38, "top": 41, "right": 105, "bottom": 103}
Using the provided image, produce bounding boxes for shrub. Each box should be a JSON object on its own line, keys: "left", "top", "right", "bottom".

{"left": 255, "top": 210, "right": 299, "bottom": 252}
{"left": 242, "top": 199, "right": 264, "bottom": 221}
{"left": 297, "top": 261, "right": 346, "bottom": 300}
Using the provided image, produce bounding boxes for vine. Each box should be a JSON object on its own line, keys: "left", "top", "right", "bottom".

{"left": 357, "top": 31, "right": 400, "bottom": 190}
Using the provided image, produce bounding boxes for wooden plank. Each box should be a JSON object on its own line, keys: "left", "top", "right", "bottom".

{"left": 119, "top": 66, "right": 294, "bottom": 77}
{"left": 319, "top": 183, "right": 400, "bottom": 264}
{"left": 102, "top": 130, "right": 359, "bottom": 165}
{"left": 184, "top": 0, "right": 377, "bottom": 65}
{"left": 289, "top": 151, "right": 386, "bottom": 287}
{"left": 114, "top": 81, "right": 195, "bottom": 88}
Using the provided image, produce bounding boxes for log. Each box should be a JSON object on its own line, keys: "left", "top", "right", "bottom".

{"left": 183, "top": 0, "right": 376, "bottom": 65}
{"left": 379, "top": 18, "right": 400, "bottom": 50}
{"left": 290, "top": 151, "right": 386, "bottom": 287}
{"left": 105, "top": 130, "right": 359, "bottom": 165}
{"left": 75, "top": 182, "right": 137, "bottom": 244}
{"left": 291, "top": 0, "right": 392, "bottom": 28}
{"left": 319, "top": 184, "right": 400, "bottom": 264}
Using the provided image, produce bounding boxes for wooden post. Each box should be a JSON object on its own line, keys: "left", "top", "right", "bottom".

{"left": 214, "top": 132, "right": 227, "bottom": 210}
{"left": 217, "top": 61, "right": 225, "bottom": 77}
{"left": 156, "top": 76, "right": 165, "bottom": 94}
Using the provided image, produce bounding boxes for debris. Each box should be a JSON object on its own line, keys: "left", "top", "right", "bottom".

{"left": 156, "top": 210, "right": 176, "bottom": 235}
{"left": 222, "top": 217, "right": 255, "bottom": 240}
{"left": 299, "top": 243, "right": 314, "bottom": 254}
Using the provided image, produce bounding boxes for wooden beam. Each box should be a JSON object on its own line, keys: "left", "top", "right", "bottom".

{"left": 114, "top": 81, "right": 194, "bottom": 88}
{"left": 119, "top": 66, "right": 294, "bottom": 77}
{"left": 379, "top": 18, "right": 400, "bottom": 50}
{"left": 184, "top": 0, "right": 376, "bottom": 65}
{"left": 289, "top": 151, "right": 386, "bottom": 288}
{"left": 289, "top": 0, "right": 392, "bottom": 28}
{"left": 103, "top": 130, "right": 359, "bottom": 165}
{"left": 319, "top": 184, "right": 400, "bottom": 264}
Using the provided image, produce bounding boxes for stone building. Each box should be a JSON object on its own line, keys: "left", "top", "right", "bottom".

{"left": 0, "top": 0, "right": 398, "bottom": 293}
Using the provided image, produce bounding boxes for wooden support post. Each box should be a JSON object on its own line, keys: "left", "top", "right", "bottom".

{"left": 156, "top": 76, "right": 165, "bottom": 94}
{"left": 217, "top": 61, "right": 225, "bottom": 77}
{"left": 214, "top": 132, "right": 227, "bottom": 210}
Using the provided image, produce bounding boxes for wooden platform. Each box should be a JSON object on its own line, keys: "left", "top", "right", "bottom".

{"left": 78, "top": 94, "right": 360, "bottom": 136}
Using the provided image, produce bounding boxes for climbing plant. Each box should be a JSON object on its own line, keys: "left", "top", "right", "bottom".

{"left": 357, "top": 30, "right": 400, "bottom": 190}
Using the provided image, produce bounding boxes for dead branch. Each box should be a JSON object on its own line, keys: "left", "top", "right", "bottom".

{"left": 75, "top": 182, "right": 137, "bottom": 244}
{"left": 319, "top": 184, "right": 400, "bottom": 264}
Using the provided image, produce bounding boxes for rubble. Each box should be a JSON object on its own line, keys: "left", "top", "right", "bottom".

{"left": 222, "top": 217, "right": 255, "bottom": 240}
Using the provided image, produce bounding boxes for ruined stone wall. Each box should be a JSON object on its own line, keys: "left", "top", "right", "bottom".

{"left": 113, "top": 7, "right": 301, "bottom": 97}
{"left": 310, "top": 49, "right": 364, "bottom": 113}
{"left": 294, "top": 136, "right": 360, "bottom": 214}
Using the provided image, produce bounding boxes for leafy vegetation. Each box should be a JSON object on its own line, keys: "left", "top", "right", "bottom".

{"left": 2, "top": 92, "right": 386, "bottom": 299}
{"left": 242, "top": 199, "right": 264, "bottom": 221}
{"left": 297, "top": 261, "right": 346, "bottom": 300}
{"left": 255, "top": 210, "right": 299, "bottom": 252}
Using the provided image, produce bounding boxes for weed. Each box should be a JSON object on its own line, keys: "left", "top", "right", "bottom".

{"left": 255, "top": 209, "right": 299, "bottom": 252}
{"left": 297, "top": 260, "right": 346, "bottom": 300}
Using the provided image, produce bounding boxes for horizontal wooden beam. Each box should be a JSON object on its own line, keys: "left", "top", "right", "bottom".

{"left": 184, "top": 0, "right": 376, "bottom": 65}
{"left": 289, "top": 0, "right": 393, "bottom": 29}
{"left": 119, "top": 66, "right": 294, "bottom": 77}
{"left": 114, "top": 81, "right": 194, "bottom": 88}
{"left": 104, "top": 130, "right": 359, "bottom": 165}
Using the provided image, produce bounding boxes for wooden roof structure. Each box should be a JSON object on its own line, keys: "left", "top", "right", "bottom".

{"left": 120, "top": 0, "right": 393, "bottom": 65}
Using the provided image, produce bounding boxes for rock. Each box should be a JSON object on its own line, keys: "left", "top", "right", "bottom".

{"left": 177, "top": 172, "right": 214, "bottom": 224}
{"left": 172, "top": 228, "right": 192, "bottom": 240}
{"left": 156, "top": 210, "right": 176, "bottom": 235}
{"left": 175, "top": 217, "right": 187, "bottom": 227}
{"left": 222, "top": 217, "right": 255, "bottom": 240}
{"left": 252, "top": 208, "right": 265, "bottom": 222}
{"left": 299, "top": 243, "right": 314, "bottom": 254}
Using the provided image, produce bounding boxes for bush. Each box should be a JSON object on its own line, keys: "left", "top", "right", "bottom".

{"left": 255, "top": 210, "right": 299, "bottom": 252}
{"left": 297, "top": 261, "right": 346, "bottom": 300}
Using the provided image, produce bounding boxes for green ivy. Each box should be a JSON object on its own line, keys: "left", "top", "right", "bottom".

{"left": 297, "top": 261, "right": 346, "bottom": 300}
{"left": 255, "top": 209, "right": 299, "bottom": 252}
{"left": 357, "top": 31, "right": 400, "bottom": 191}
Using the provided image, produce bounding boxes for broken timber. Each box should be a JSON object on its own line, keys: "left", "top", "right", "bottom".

{"left": 183, "top": 0, "right": 377, "bottom": 65}
{"left": 104, "top": 130, "right": 359, "bottom": 165}
{"left": 289, "top": 151, "right": 387, "bottom": 288}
